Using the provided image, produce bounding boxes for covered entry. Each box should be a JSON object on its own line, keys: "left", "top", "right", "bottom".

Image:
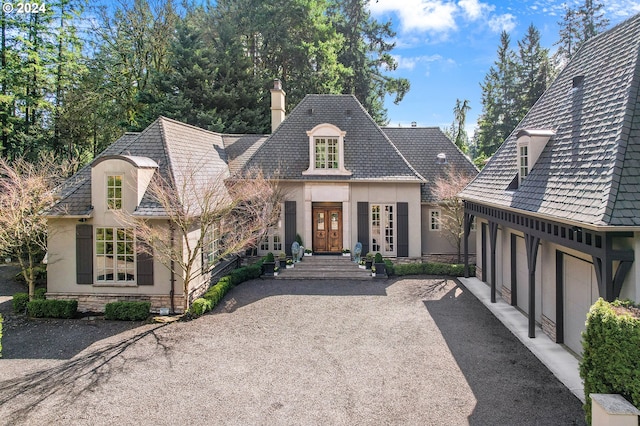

{"left": 313, "top": 202, "right": 342, "bottom": 253}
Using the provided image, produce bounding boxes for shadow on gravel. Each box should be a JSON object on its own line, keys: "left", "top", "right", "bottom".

{"left": 423, "top": 282, "right": 586, "bottom": 426}
{"left": 219, "top": 278, "right": 393, "bottom": 313}
{"left": 0, "top": 323, "right": 170, "bottom": 424}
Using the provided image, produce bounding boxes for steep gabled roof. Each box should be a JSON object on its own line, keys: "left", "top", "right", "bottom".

{"left": 239, "top": 94, "right": 423, "bottom": 182}
{"left": 383, "top": 127, "right": 478, "bottom": 202}
{"left": 49, "top": 117, "right": 230, "bottom": 217}
{"left": 460, "top": 13, "right": 640, "bottom": 227}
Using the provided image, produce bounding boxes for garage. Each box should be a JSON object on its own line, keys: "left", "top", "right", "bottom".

{"left": 563, "top": 254, "right": 599, "bottom": 355}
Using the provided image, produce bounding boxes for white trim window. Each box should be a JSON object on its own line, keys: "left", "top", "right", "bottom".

{"left": 96, "top": 227, "right": 135, "bottom": 282}
{"left": 303, "top": 123, "right": 351, "bottom": 176}
{"left": 259, "top": 233, "right": 283, "bottom": 253}
{"left": 371, "top": 204, "right": 395, "bottom": 255}
{"left": 106, "top": 175, "right": 123, "bottom": 210}
{"left": 519, "top": 144, "right": 529, "bottom": 184}
{"left": 204, "top": 224, "right": 221, "bottom": 266}
{"left": 430, "top": 209, "right": 441, "bottom": 231}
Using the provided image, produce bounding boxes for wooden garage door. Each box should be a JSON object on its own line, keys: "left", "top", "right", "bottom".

{"left": 563, "top": 255, "right": 598, "bottom": 355}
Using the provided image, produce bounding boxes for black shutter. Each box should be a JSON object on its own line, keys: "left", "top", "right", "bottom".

{"left": 284, "top": 201, "right": 296, "bottom": 256}
{"left": 137, "top": 242, "right": 154, "bottom": 285}
{"left": 357, "top": 202, "right": 369, "bottom": 256}
{"left": 76, "top": 224, "right": 93, "bottom": 284}
{"left": 397, "top": 202, "right": 409, "bottom": 257}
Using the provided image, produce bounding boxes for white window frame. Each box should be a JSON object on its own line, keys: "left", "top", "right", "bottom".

{"left": 370, "top": 203, "right": 396, "bottom": 256}
{"left": 430, "top": 209, "right": 441, "bottom": 231}
{"left": 96, "top": 227, "right": 135, "bottom": 283}
{"left": 302, "top": 123, "right": 351, "bottom": 176}
{"left": 204, "top": 224, "right": 221, "bottom": 267}
{"left": 518, "top": 143, "right": 529, "bottom": 184}
{"left": 106, "top": 174, "right": 123, "bottom": 210}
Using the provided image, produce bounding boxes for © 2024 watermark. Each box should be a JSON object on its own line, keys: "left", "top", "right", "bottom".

{"left": 3, "top": 2, "right": 47, "bottom": 14}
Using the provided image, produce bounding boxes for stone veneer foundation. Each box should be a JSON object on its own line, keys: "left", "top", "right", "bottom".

{"left": 541, "top": 314, "right": 557, "bottom": 342}
{"left": 501, "top": 286, "right": 512, "bottom": 305}
{"left": 46, "top": 293, "right": 186, "bottom": 314}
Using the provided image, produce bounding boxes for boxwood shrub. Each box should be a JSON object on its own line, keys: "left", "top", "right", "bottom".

{"left": 104, "top": 301, "right": 151, "bottom": 321}
{"left": 580, "top": 298, "right": 640, "bottom": 424}
{"left": 34, "top": 287, "right": 47, "bottom": 300}
{"left": 12, "top": 292, "right": 29, "bottom": 314}
{"left": 27, "top": 299, "right": 77, "bottom": 319}
{"left": 393, "top": 262, "right": 475, "bottom": 277}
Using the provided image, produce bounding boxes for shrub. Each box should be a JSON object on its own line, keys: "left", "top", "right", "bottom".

{"left": 104, "top": 301, "right": 151, "bottom": 321}
{"left": 295, "top": 233, "right": 304, "bottom": 246}
{"left": 265, "top": 252, "right": 275, "bottom": 263}
{"left": 580, "top": 298, "right": 640, "bottom": 424}
{"left": 190, "top": 298, "right": 212, "bottom": 317}
{"left": 393, "top": 262, "right": 475, "bottom": 277}
{"left": 374, "top": 253, "right": 383, "bottom": 263}
{"left": 34, "top": 287, "right": 47, "bottom": 300}
{"left": 229, "top": 263, "right": 261, "bottom": 285}
{"left": 12, "top": 293, "right": 29, "bottom": 314}
{"left": 384, "top": 259, "right": 395, "bottom": 276}
{"left": 27, "top": 299, "right": 77, "bottom": 319}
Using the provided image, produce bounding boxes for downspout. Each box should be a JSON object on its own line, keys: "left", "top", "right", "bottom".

{"left": 169, "top": 221, "right": 175, "bottom": 314}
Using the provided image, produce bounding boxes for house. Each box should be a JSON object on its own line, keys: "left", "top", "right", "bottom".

{"left": 46, "top": 83, "right": 477, "bottom": 313}
{"left": 459, "top": 14, "right": 640, "bottom": 355}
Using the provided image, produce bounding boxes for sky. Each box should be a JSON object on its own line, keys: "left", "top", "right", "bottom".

{"left": 368, "top": 0, "right": 640, "bottom": 135}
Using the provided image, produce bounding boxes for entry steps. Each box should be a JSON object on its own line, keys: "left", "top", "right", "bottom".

{"left": 274, "top": 254, "right": 374, "bottom": 280}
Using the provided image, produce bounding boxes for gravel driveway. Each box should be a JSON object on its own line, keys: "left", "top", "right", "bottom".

{"left": 0, "top": 276, "right": 585, "bottom": 425}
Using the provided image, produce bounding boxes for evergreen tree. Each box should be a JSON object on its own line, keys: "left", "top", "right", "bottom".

{"left": 516, "top": 24, "right": 552, "bottom": 118}
{"left": 444, "top": 99, "right": 471, "bottom": 153}
{"left": 555, "top": 0, "right": 608, "bottom": 66}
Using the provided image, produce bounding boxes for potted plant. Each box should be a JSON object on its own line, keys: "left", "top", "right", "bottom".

{"left": 304, "top": 248, "right": 312, "bottom": 256}
{"left": 342, "top": 248, "right": 351, "bottom": 257}
{"left": 278, "top": 252, "right": 287, "bottom": 269}
{"left": 365, "top": 253, "right": 373, "bottom": 270}
{"left": 358, "top": 260, "right": 366, "bottom": 269}
{"left": 286, "top": 259, "right": 294, "bottom": 269}
{"left": 373, "top": 253, "right": 386, "bottom": 277}
{"left": 273, "top": 266, "right": 280, "bottom": 277}
{"left": 263, "top": 252, "right": 276, "bottom": 276}
{"left": 371, "top": 266, "right": 376, "bottom": 277}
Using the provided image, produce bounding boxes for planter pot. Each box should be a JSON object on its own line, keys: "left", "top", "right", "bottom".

{"left": 365, "top": 260, "right": 373, "bottom": 270}
{"left": 374, "top": 262, "right": 386, "bottom": 276}
{"left": 274, "top": 271, "right": 279, "bottom": 277}
{"left": 371, "top": 273, "right": 376, "bottom": 277}
{"left": 286, "top": 264, "right": 294, "bottom": 269}
{"left": 263, "top": 261, "right": 276, "bottom": 276}
{"left": 342, "top": 253, "right": 351, "bottom": 257}
{"left": 358, "top": 265, "right": 366, "bottom": 269}
{"left": 305, "top": 252, "right": 312, "bottom": 257}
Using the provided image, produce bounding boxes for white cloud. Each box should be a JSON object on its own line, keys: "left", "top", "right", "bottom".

{"left": 368, "top": 0, "right": 518, "bottom": 36}
{"left": 488, "top": 13, "right": 517, "bottom": 33}
{"left": 393, "top": 54, "right": 446, "bottom": 70}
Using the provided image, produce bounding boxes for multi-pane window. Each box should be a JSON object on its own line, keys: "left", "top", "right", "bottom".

{"left": 371, "top": 204, "right": 395, "bottom": 255}
{"left": 96, "top": 227, "right": 135, "bottom": 282}
{"left": 260, "top": 236, "right": 270, "bottom": 251}
{"left": 259, "top": 233, "right": 283, "bottom": 252}
{"left": 519, "top": 145, "right": 529, "bottom": 183}
{"left": 204, "top": 225, "right": 221, "bottom": 266}
{"left": 107, "top": 175, "right": 123, "bottom": 210}
{"left": 314, "top": 138, "right": 338, "bottom": 169}
{"left": 273, "top": 235, "right": 282, "bottom": 251}
{"left": 430, "top": 209, "right": 441, "bottom": 231}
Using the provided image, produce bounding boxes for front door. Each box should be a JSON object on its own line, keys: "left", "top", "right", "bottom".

{"left": 313, "top": 203, "right": 342, "bottom": 253}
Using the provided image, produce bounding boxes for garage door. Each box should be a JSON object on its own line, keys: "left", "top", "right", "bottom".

{"left": 515, "top": 236, "right": 542, "bottom": 322}
{"left": 563, "top": 255, "right": 599, "bottom": 355}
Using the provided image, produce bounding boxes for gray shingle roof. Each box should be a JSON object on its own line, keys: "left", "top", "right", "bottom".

{"left": 50, "top": 117, "right": 230, "bottom": 218}
{"left": 239, "top": 94, "right": 423, "bottom": 181}
{"left": 223, "top": 134, "right": 268, "bottom": 174}
{"left": 383, "top": 127, "right": 478, "bottom": 202}
{"left": 460, "top": 13, "right": 640, "bottom": 227}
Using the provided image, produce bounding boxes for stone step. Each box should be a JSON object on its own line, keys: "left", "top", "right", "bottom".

{"left": 272, "top": 254, "right": 379, "bottom": 280}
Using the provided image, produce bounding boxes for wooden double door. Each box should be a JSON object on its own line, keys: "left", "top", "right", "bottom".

{"left": 312, "top": 203, "right": 342, "bottom": 253}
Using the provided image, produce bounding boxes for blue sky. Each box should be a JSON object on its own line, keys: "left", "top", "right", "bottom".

{"left": 368, "top": 0, "right": 640, "bottom": 134}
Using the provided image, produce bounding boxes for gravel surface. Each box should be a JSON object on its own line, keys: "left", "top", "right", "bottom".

{"left": 0, "top": 273, "right": 586, "bottom": 425}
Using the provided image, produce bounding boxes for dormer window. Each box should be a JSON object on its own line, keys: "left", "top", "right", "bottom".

{"left": 303, "top": 123, "right": 351, "bottom": 176}
{"left": 513, "top": 129, "right": 555, "bottom": 188}
{"left": 107, "top": 175, "right": 123, "bottom": 210}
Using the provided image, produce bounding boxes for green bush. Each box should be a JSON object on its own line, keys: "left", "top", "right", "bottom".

{"left": 384, "top": 259, "right": 395, "bottom": 276}
{"left": 265, "top": 252, "right": 275, "bottom": 262}
{"left": 393, "top": 262, "right": 475, "bottom": 277}
{"left": 27, "top": 299, "right": 77, "bottom": 319}
{"left": 34, "top": 288, "right": 47, "bottom": 300}
{"left": 190, "top": 298, "right": 212, "bottom": 317}
{"left": 104, "top": 301, "right": 151, "bottom": 321}
{"left": 374, "top": 253, "right": 383, "bottom": 263}
{"left": 580, "top": 298, "right": 640, "bottom": 424}
{"left": 229, "top": 263, "right": 261, "bottom": 285}
{"left": 12, "top": 293, "right": 29, "bottom": 314}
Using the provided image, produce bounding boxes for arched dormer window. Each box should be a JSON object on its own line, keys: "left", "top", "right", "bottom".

{"left": 302, "top": 123, "right": 351, "bottom": 176}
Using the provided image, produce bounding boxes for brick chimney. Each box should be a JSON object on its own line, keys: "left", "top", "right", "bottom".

{"left": 270, "top": 79, "right": 286, "bottom": 133}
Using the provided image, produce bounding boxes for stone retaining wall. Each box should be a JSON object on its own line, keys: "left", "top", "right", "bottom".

{"left": 46, "top": 292, "right": 185, "bottom": 314}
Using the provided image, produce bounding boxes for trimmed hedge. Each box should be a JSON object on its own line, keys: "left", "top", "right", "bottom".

{"left": 580, "top": 298, "right": 640, "bottom": 424}
{"left": 393, "top": 262, "right": 475, "bottom": 277}
{"left": 12, "top": 292, "right": 29, "bottom": 314}
{"left": 27, "top": 299, "right": 77, "bottom": 319}
{"left": 34, "top": 287, "right": 47, "bottom": 300}
{"left": 105, "top": 301, "right": 151, "bottom": 321}
{"left": 189, "top": 261, "right": 263, "bottom": 318}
